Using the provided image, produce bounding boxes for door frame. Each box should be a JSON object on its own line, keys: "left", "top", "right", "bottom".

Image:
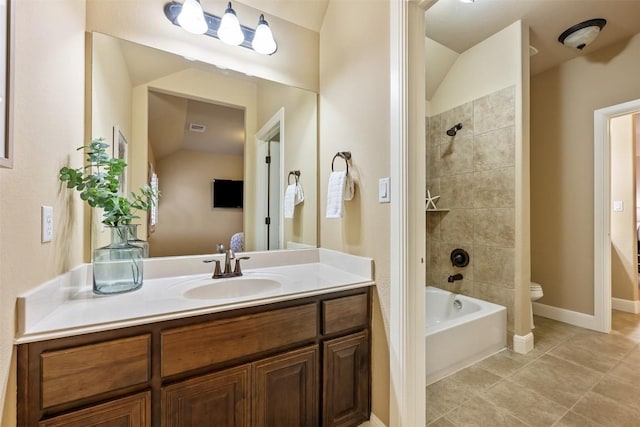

{"left": 255, "top": 108, "right": 285, "bottom": 251}
{"left": 594, "top": 98, "right": 640, "bottom": 333}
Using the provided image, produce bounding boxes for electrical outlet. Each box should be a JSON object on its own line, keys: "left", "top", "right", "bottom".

{"left": 41, "top": 206, "right": 53, "bottom": 243}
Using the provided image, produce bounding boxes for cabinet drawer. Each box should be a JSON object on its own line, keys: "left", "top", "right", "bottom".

{"left": 41, "top": 335, "right": 150, "bottom": 409}
{"left": 322, "top": 293, "right": 368, "bottom": 335}
{"left": 38, "top": 391, "right": 151, "bottom": 427}
{"left": 161, "top": 304, "right": 317, "bottom": 377}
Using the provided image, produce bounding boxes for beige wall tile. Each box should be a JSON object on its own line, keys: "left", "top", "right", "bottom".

{"left": 474, "top": 208, "right": 515, "bottom": 247}
{"left": 440, "top": 209, "right": 474, "bottom": 244}
{"left": 439, "top": 173, "right": 474, "bottom": 209}
{"left": 474, "top": 245, "right": 515, "bottom": 288}
{"left": 474, "top": 126, "right": 515, "bottom": 171}
{"left": 474, "top": 86, "right": 515, "bottom": 135}
{"left": 439, "top": 137, "right": 474, "bottom": 176}
{"left": 473, "top": 167, "right": 515, "bottom": 209}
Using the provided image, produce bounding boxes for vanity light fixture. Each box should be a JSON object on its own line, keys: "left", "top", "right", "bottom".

{"left": 176, "top": 0, "right": 208, "bottom": 34}
{"left": 218, "top": 2, "right": 244, "bottom": 46}
{"left": 164, "top": 1, "right": 278, "bottom": 55}
{"left": 558, "top": 18, "right": 607, "bottom": 50}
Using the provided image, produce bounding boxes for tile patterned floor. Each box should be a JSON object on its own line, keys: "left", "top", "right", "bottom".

{"left": 426, "top": 311, "right": 640, "bottom": 426}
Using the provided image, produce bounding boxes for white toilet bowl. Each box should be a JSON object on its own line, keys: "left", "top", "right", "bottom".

{"left": 530, "top": 282, "right": 543, "bottom": 329}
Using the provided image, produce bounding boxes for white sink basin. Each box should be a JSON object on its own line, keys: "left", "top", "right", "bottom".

{"left": 183, "top": 277, "right": 282, "bottom": 300}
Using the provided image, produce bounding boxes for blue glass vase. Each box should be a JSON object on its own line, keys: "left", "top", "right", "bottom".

{"left": 93, "top": 225, "right": 144, "bottom": 295}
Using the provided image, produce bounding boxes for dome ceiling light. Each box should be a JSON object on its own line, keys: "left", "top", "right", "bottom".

{"left": 164, "top": 1, "right": 278, "bottom": 55}
{"left": 558, "top": 18, "right": 607, "bottom": 50}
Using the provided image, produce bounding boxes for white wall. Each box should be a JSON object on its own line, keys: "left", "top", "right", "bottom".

{"left": 86, "top": 0, "right": 319, "bottom": 92}
{"left": 319, "top": 0, "right": 390, "bottom": 422}
{"left": 0, "top": 1, "right": 86, "bottom": 424}
{"left": 610, "top": 114, "right": 638, "bottom": 301}
{"left": 257, "top": 81, "right": 318, "bottom": 248}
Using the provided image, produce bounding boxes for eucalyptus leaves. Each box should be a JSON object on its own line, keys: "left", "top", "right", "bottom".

{"left": 59, "top": 138, "right": 157, "bottom": 226}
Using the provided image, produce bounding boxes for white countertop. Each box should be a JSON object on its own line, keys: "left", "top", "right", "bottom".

{"left": 16, "top": 248, "right": 374, "bottom": 344}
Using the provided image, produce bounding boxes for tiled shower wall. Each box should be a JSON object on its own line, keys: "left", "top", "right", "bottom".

{"left": 426, "top": 85, "right": 516, "bottom": 334}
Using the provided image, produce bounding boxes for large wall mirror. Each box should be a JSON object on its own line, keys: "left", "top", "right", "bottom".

{"left": 90, "top": 32, "right": 318, "bottom": 257}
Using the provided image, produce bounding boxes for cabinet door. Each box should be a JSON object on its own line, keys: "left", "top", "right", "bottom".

{"left": 38, "top": 391, "right": 151, "bottom": 427}
{"left": 322, "top": 331, "right": 370, "bottom": 427}
{"left": 253, "top": 345, "right": 318, "bottom": 427}
{"left": 161, "top": 364, "right": 250, "bottom": 427}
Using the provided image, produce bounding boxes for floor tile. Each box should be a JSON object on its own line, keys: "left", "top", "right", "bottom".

{"left": 427, "top": 416, "right": 457, "bottom": 427}
{"left": 548, "top": 330, "right": 636, "bottom": 372}
{"left": 477, "top": 348, "right": 533, "bottom": 377}
{"left": 481, "top": 379, "right": 567, "bottom": 427}
{"left": 446, "top": 364, "right": 502, "bottom": 394}
{"left": 509, "top": 354, "right": 602, "bottom": 407}
{"left": 572, "top": 391, "right": 640, "bottom": 426}
{"left": 554, "top": 411, "right": 601, "bottom": 427}
{"left": 592, "top": 375, "right": 640, "bottom": 411}
{"left": 445, "top": 396, "right": 529, "bottom": 427}
{"left": 425, "top": 376, "right": 475, "bottom": 424}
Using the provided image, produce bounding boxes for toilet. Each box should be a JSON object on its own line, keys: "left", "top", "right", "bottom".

{"left": 530, "top": 282, "right": 544, "bottom": 329}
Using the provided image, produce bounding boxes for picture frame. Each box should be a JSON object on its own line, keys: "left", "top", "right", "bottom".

{"left": 0, "top": 0, "right": 14, "bottom": 168}
{"left": 112, "top": 125, "right": 128, "bottom": 195}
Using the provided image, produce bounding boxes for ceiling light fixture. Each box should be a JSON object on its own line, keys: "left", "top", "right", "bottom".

{"left": 164, "top": 1, "right": 278, "bottom": 55}
{"left": 558, "top": 18, "right": 606, "bottom": 50}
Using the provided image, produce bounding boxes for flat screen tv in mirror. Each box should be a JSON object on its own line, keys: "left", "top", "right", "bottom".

{"left": 212, "top": 179, "right": 243, "bottom": 209}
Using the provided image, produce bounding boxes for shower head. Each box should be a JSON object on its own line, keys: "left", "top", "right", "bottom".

{"left": 446, "top": 123, "right": 463, "bottom": 136}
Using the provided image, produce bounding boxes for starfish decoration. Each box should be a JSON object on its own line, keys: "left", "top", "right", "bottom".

{"left": 425, "top": 190, "right": 440, "bottom": 210}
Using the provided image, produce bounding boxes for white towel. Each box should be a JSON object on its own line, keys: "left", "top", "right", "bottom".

{"left": 326, "top": 171, "right": 354, "bottom": 218}
{"left": 284, "top": 184, "right": 296, "bottom": 219}
{"left": 294, "top": 183, "right": 305, "bottom": 205}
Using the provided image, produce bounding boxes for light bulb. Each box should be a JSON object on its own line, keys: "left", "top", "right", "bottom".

{"left": 177, "top": 0, "right": 208, "bottom": 34}
{"left": 252, "top": 14, "right": 277, "bottom": 55}
{"left": 218, "top": 2, "right": 244, "bottom": 46}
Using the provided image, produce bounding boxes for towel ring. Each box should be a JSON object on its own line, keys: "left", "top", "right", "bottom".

{"left": 288, "top": 170, "right": 300, "bottom": 185}
{"left": 331, "top": 151, "right": 351, "bottom": 175}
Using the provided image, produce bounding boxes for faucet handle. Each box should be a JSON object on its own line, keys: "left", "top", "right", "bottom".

{"left": 203, "top": 259, "right": 222, "bottom": 278}
{"left": 233, "top": 256, "right": 250, "bottom": 275}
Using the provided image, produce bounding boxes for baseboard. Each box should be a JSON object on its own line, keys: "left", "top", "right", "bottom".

{"left": 611, "top": 297, "right": 640, "bottom": 314}
{"left": 513, "top": 332, "right": 534, "bottom": 354}
{"left": 532, "top": 301, "right": 601, "bottom": 331}
{"left": 358, "top": 413, "right": 387, "bottom": 427}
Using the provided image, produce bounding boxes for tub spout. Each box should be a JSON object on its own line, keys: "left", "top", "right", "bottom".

{"left": 448, "top": 273, "right": 463, "bottom": 283}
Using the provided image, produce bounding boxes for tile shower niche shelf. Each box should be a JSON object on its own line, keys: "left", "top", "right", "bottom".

{"left": 425, "top": 209, "right": 450, "bottom": 212}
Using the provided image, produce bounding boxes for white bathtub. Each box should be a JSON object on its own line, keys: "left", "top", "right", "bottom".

{"left": 426, "top": 286, "right": 506, "bottom": 385}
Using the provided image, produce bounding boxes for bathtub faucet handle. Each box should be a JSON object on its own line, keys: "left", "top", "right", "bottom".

{"left": 448, "top": 273, "right": 464, "bottom": 283}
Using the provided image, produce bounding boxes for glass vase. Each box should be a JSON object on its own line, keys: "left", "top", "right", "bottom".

{"left": 93, "top": 225, "right": 144, "bottom": 295}
{"left": 127, "top": 224, "right": 149, "bottom": 258}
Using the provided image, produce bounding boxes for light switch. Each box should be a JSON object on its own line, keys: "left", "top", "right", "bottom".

{"left": 42, "top": 206, "right": 53, "bottom": 243}
{"left": 613, "top": 200, "right": 624, "bottom": 212}
{"left": 379, "top": 178, "right": 390, "bottom": 203}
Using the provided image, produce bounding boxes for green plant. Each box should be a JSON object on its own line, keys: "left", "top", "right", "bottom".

{"left": 59, "top": 138, "right": 157, "bottom": 226}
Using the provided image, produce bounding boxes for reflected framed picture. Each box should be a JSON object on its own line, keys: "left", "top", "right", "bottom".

{"left": 113, "top": 125, "right": 128, "bottom": 195}
{"left": 0, "top": 0, "right": 13, "bottom": 168}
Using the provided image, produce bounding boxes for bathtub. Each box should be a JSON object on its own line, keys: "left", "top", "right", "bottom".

{"left": 426, "top": 286, "right": 506, "bottom": 385}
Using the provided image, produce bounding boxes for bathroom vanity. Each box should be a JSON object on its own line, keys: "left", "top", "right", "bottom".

{"left": 15, "top": 249, "right": 373, "bottom": 427}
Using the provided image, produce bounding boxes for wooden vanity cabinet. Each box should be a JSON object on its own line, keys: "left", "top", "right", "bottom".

{"left": 17, "top": 287, "right": 372, "bottom": 427}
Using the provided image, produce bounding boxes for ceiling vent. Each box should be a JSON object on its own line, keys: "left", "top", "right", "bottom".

{"left": 189, "top": 123, "right": 206, "bottom": 132}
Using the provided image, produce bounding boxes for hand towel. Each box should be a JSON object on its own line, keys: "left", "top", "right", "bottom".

{"left": 294, "top": 183, "right": 305, "bottom": 205}
{"left": 343, "top": 173, "right": 355, "bottom": 201}
{"left": 284, "top": 184, "right": 297, "bottom": 219}
{"left": 326, "top": 171, "right": 348, "bottom": 218}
